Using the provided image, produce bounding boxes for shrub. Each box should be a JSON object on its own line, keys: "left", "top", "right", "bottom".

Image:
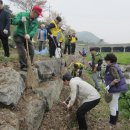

{"left": 119, "top": 85, "right": 130, "bottom": 119}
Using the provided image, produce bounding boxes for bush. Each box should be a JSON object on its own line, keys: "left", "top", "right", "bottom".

{"left": 119, "top": 85, "right": 130, "bottom": 119}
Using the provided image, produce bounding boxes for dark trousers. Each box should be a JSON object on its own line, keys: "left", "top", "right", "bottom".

{"left": 71, "top": 43, "right": 76, "bottom": 54}
{"left": 48, "top": 36, "right": 57, "bottom": 58}
{"left": 38, "top": 41, "right": 46, "bottom": 52}
{"left": 64, "top": 44, "right": 70, "bottom": 54}
{"left": 77, "top": 99, "right": 100, "bottom": 130}
{"left": 0, "top": 33, "right": 10, "bottom": 57}
{"left": 13, "top": 34, "right": 34, "bottom": 68}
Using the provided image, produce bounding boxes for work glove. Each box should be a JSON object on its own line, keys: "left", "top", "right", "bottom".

{"left": 25, "top": 34, "right": 30, "bottom": 40}
{"left": 106, "top": 85, "right": 110, "bottom": 91}
{"left": 21, "top": 16, "right": 26, "bottom": 22}
{"left": 3, "top": 29, "right": 8, "bottom": 34}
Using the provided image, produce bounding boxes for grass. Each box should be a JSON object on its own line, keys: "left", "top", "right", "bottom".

{"left": 86, "top": 52, "right": 130, "bottom": 65}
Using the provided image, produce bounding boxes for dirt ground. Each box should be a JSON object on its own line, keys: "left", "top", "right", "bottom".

{"left": 39, "top": 86, "right": 130, "bottom": 130}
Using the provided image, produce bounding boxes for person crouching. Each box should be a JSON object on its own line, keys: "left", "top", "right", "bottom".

{"left": 62, "top": 73, "right": 100, "bottom": 130}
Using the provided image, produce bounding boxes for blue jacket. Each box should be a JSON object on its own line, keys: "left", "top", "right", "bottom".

{"left": 104, "top": 64, "right": 128, "bottom": 93}
{"left": 0, "top": 9, "right": 10, "bottom": 36}
{"left": 37, "top": 28, "right": 47, "bottom": 41}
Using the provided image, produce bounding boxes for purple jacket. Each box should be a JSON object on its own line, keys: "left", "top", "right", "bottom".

{"left": 104, "top": 64, "right": 128, "bottom": 93}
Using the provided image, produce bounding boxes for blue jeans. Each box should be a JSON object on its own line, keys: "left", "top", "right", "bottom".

{"left": 92, "top": 71, "right": 100, "bottom": 90}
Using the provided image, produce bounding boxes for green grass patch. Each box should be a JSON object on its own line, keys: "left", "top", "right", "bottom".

{"left": 86, "top": 52, "right": 130, "bottom": 65}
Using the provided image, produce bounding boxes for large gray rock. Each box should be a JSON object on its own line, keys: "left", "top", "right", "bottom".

{"left": 35, "top": 59, "right": 64, "bottom": 81}
{"left": 25, "top": 97, "right": 46, "bottom": 130}
{"left": 34, "top": 78, "right": 63, "bottom": 109}
{"left": 0, "top": 67, "right": 25, "bottom": 105}
{"left": 22, "top": 79, "right": 63, "bottom": 130}
{"left": 0, "top": 109, "right": 19, "bottom": 130}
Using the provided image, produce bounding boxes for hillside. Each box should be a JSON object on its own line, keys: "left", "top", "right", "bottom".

{"left": 76, "top": 31, "right": 104, "bottom": 44}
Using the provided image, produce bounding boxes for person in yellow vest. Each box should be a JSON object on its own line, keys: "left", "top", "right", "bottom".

{"left": 47, "top": 16, "right": 62, "bottom": 58}
{"left": 57, "top": 25, "right": 65, "bottom": 57}
{"left": 70, "top": 33, "right": 78, "bottom": 55}
{"left": 57, "top": 25, "right": 65, "bottom": 48}
{"left": 71, "top": 62, "right": 84, "bottom": 77}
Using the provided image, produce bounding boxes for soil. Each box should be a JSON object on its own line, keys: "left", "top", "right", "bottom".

{"left": 39, "top": 86, "right": 130, "bottom": 130}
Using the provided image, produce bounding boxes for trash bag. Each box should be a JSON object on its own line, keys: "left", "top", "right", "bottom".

{"left": 34, "top": 47, "right": 49, "bottom": 55}
{"left": 40, "top": 47, "right": 49, "bottom": 55}
{"left": 55, "top": 47, "right": 61, "bottom": 58}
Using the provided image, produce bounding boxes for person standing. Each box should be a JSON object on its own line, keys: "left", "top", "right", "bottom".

{"left": 90, "top": 48, "right": 103, "bottom": 91}
{"left": 37, "top": 24, "right": 47, "bottom": 52}
{"left": 57, "top": 26, "right": 65, "bottom": 49}
{"left": 62, "top": 73, "right": 100, "bottom": 130}
{"left": 12, "top": 5, "right": 42, "bottom": 70}
{"left": 0, "top": 0, "right": 10, "bottom": 57}
{"left": 47, "top": 16, "right": 62, "bottom": 58}
{"left": 70, "top": 33, "right": 78, "bottom": 55}
{"left": 104, "top": 53, "right": 128, "bottom": 127}
{"left": 64, "top": 34, "right": 71, "bottom": 55}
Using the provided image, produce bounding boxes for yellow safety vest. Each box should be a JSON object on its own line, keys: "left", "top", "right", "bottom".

{"left": 50, "top": 20, "right": 59, "bottom": 37}
{"left": 71, "top": 36, "right": 77, "bottom": 43}
{"left": 75, "top": 62, "right": 84, "bottom": 68}
{"left": 59, "top": 30, "right": 65, "bottom": 43}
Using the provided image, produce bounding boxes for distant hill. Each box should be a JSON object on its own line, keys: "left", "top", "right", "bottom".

{"left": 76, "top": 31, "right": 104, "bottom": 44}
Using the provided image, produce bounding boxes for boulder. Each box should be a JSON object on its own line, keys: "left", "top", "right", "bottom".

{"left": 22, "top": 79, "right": 63, "bottom": 130}
{"left": 0, "top": 67, "right": 25, "bottom": 105}
{"left": 25, "top": 97, "right": 46, "bottom": 130}
{"left": 0, "top": 109, "right": 19, "bottom": 130}
{"left": 34, "top": 78, "right": 63, "bottom": 109}
{"left": 35, "top": 59, "right": 64, "bottom": 81}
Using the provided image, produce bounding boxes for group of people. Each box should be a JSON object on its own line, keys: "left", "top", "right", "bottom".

{"left": 0, "top": 0, "right": 78, "bottom": 70}
{"left": 0, "top": 1, "right": 129, "bottom": 130}
{"left": 38, "top": 20, "right": 78, "bottom": 57}
{"left": 62, "top": 52, "right": 128, "bottom": 130}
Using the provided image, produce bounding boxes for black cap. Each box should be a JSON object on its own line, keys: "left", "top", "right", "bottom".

{"left": 62, "top": 72, "right": 72, "bottom": 81}
{"left": 56, "top": 16, "right": 62, "bottom": 22}
{"left": 90, "top": 47, "right": 96, "bottom": 51}
{"left": 0, "top": 0, "right": 3, "bottom": 4}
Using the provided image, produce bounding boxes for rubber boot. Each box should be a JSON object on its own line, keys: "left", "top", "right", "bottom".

{"left": 109, "top": 115, "right": 117, "bottom": 125}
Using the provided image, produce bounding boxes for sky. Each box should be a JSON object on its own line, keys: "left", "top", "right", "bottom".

{"left": 4, "top": 0, "right": 130, "bottom": 43}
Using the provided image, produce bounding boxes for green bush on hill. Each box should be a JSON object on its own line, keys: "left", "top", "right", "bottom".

{"left": 119, "top": 85, "right": 130, "bottom": 119}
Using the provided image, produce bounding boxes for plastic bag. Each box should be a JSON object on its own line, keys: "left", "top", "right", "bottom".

{"left": 55, "top": 47, "right": 61, "bottom": 58}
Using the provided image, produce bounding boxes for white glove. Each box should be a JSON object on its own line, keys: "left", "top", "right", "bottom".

{"left": 3, "top": 29, "right": 8, "bottom": 34}
{"left": 25, "top": 34, "right": 30, "bottom": 40}
{"left": 50, "top": 34, "right": 53, "bottom": 38}
{"left": 106, "top": 85, "right": 110, "bottom": 91}
{"left": 21, "top": 16, "right": 26, "bottom": 22}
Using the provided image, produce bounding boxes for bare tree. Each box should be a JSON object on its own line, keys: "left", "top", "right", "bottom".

{"left": 44, "top": 11, "right": 62, "bottom": 24}
{"left": 9, "top": 0, "right": 47, "bottom": 11}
